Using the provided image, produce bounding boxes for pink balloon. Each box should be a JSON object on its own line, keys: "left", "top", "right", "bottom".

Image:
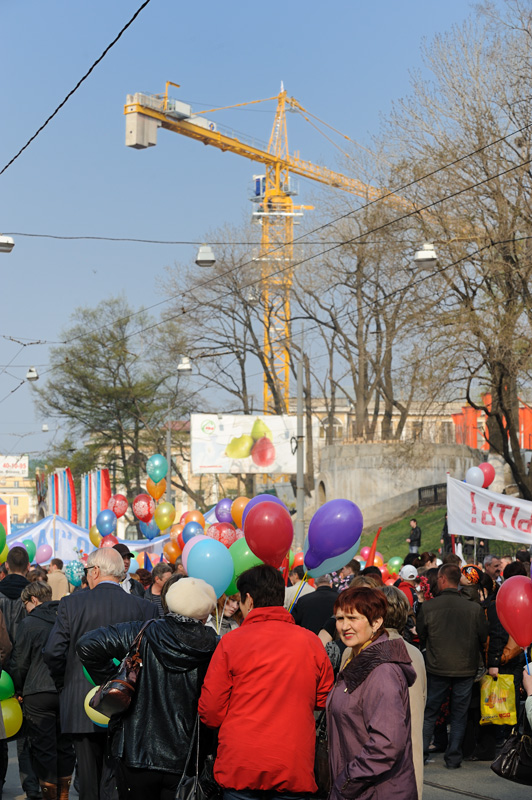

{"left": 208, "top": 522, "right": 237, "bottom": 548}
{"left": 235, "top": 528, "right": 245, "bottom": 539}
{"left": 479, "top": 462, "right": 496, "bottom": 489}
{"left": 36, "top": 544, "right": 52, "bottom": 564}
{"left": 360, "top": 546, "right": 371, "bottom": 560}
{"left": 108, "top": 494, "right": 129, "bottom": 519}
{"left": 182, "top": 534, "right": 208, "bottom": 573}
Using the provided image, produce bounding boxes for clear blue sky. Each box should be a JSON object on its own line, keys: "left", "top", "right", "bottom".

{"left": 0, "top": 0, "right": 496, "bottom": 458}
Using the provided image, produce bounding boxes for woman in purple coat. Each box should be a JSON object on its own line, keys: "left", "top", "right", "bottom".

{"left": 327, "top": 587, "right": 418, "bottom": 800}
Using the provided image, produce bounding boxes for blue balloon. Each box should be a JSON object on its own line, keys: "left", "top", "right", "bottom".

{"left": 96, "top": 509, "right": 117, "bottom": 537}
{"left": 303, "top": 536, "right": 361, "bottom": 578}
{"left": 128, "top": 559, "right": 139, "bottom": 574}
{"left": 65, "top": 560, "right": 85, "bottom": 588}
{"left": 182, "top": 521, "right": 203, "bottom": 543}
{"left": 139, "top": 520, "right": 159, "bottom": 540}
{"left": 305, "top": 500, "right": 363, "bottom": 571}
{"left": 241, "top": 495, "right": 288, "bottom": 528}
{"left": 186, "top": 537, "right": 234, "bottom": 598}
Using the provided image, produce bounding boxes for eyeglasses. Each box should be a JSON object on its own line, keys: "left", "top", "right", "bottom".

{"left": 83, "top": 566, "right": 97, "bottom": 576}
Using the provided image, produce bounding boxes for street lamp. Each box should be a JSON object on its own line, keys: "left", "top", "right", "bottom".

{"left": 177, "top": 356, "right": 192, "bottom": 372}
{"left": 195, "top": 244, "right": 215, "bottom": 268}
{"left": 413, "top": 242, "right": 438, "bottom": 268}
{"left": 0, "top": 235, "right": 14, "bottom": 254}
{"left": 26, "top": 367, "right": 39, "bottom": 382}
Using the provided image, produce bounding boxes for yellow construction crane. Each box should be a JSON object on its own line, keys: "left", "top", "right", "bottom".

{"left": 124, "top": 83, "right": 419, "bottom": 413}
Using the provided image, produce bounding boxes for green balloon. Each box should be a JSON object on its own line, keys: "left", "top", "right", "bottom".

{"left": 387, "top": 556, "right": 404, "bottom": 576}
{"left": 226, "top": 538, "right": 263, "bottom": 595}
{"left": 23, "top": 540, "right": 36, "bottom": 563}
{"left": 0, "top": 671, "right": 14, "bottom": 701}
{"left": 0, "top": 524, "right": 6, "bottom": 554}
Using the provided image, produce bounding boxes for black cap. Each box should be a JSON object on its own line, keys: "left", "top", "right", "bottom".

{"left": 113, "top": 543, "right": 132, "bottom": 559}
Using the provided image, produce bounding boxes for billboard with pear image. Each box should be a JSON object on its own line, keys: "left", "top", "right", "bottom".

{"left": 190, "top": 414, "right": 298, "bottom": 475}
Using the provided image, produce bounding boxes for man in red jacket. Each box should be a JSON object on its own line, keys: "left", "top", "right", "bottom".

{"left": 199, "top": 564, "right": 334, "bottom": 800}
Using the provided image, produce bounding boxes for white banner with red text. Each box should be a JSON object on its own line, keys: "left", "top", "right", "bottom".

{"left": 447, "top": 475, "right": 532, "bottom": 545}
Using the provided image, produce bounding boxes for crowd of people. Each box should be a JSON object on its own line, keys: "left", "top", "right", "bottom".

{"left": 0, "top": 534, "right": 528, "bottom": 800}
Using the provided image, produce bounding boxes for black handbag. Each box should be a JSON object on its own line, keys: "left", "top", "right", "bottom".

{"left": 176, "top": 716, "right": 207, "bottom": 800}
{"left": 491, "top": 704, "right": 532, "bottom": 785}
{"left": 89, "top": 619, "right": 154, "bottom": 718}
{"left": 314, "top": 710, "right": 330, "bottom": 798}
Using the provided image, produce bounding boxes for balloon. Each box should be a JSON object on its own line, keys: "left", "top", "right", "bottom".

{"left": 83, "top": 666, "right": 96, "bottom": 687}
{"left": 303, "top": 537, "right": 361, "bottom": 579}
{"left": 183, "top": 511, "right": 205, "bottom": 529}
{"left": 65, "top": 561, "right": 84, "bottom": 587}
{"left": 154, "top": 502, "right": 176, "bottom": 531}
{"left": 96, "top": 509, "right": 117, "bottom": 537}
{"left": 170, "top": 524, "right": 184, "bottom": 543}
{"left": 225, "top": 537, "right": 264, "bottom": 595}
{"left": 1, "top": 697, "right": 23, "bottom": 737}
{"left": 293, "top": 551, "right": 305, "bottom": 568}
{"left": 147, "top": 477, "right": 167, "bottom": 501}
{"left": 23, "top": 540, "right": 36, "bottom": 563}
{"left": 182, "top": 534, "right": 209, "bottom": 573}
{"left": 231, "top": 497, "right": 250, "bottom": 529}
{"left": 36, "top": 544, "right": 52, "bottom": 564}
{"left": 244, "top": 501, "right": 293, "bottom": 569}
{"left": 288, "top": 550, "right": 295, "bottom": 569}
{"left": 182, "top": 521, "right": 204, "bottom": 544}
{"left": 374, "top": 554, "right": 384, "bottom": 568}
{"left": 0, "top": 524, "right": 6, "bottom": 553}
{"left": 0, "top": 671, "right": 14, "bottom": 700}
{"left": 235, "top": 528, "right": 245, "bottom": 540}
{"left": 10, "top": 542, "right": 24, "bottom": 550}
{"left": 163, "top": 541, "right": 181, "bottom": 564}
{"left": 360, "top": 547, "right": 371, "bottom": 560}
{"left": 108, "top": 494, "right": 128, "bottom": 519}
{"left": 479, "top": 462, "right": 496, "bottom": 488}
{"left": 129, "top": 559, "right": 139, "bottom": 574}
{"left": 89, "top": 525, "right": 102, "bottom": 548}
{"left": 305, "top": 500, "right": 363, "bottom": 571}
{"left": 208, "top": 522, "right": 237, "bottom": 548}
{"left": 387, "top": 556, "right": 404, "bottom": 574}
{"left": 465, "top": 466, "right": 484, "bottom": 488}
{"left": 215, "top": 498, "right": 234, "bottom": 524}
{"left": 179, "top": 512, "right": 189, "bottom": 525}
{"left": 177, "top": 532, "right": 185, "bottom": 551}
{"left": 496, "top": 575, "right": 532, "bottom": 648}
{"left": 139, "top": 519, "right": 159, "bottom": 540}
{"left": 0, "top": 543, "right": 8, "bottom": 565}
{"left": 84, "top": 687, "right": 110, "bottom": 728}
{"left": 385, "top": 578, "right": 396, "bottom": 586}
{"left": 187, "top": 538, "right": 234, "bottom": 598}
{"left": 146, "top": 454, "right": 168, "bottom": 484}
{"left": 379, "top": 566, "right": 390, "bottom": 582}
{"left": 100, "top": 535, "right": 118, "bottom": 549}
{"left": 241, "top": 495, "right": 289, "bottom": 528}
{"left": 133, "top": 494, "right": 155, "bottom": 523}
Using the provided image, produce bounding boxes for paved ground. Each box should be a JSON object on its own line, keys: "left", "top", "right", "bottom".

{"left": 0, "top": 741, "right": 527, "bottom": 800}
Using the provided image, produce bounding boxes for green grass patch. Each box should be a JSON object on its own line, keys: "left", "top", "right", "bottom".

{"left": 360, "top": 507, "right": 447, "bottom": 562}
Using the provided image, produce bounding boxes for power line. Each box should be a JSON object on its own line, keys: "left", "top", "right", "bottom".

{"left": 0, "top": 0, "right": 153, "bottom": 177}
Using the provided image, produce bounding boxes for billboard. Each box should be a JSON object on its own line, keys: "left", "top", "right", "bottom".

{"left": 191, "top": 414, "right": 298, "bottom": 474}
{"left": 0, "top": 455, "right": 28, "bottom": 477}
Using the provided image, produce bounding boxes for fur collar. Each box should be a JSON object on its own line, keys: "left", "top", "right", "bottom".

{"left": 338, "top": 635, "right": 414, "bottom": 693}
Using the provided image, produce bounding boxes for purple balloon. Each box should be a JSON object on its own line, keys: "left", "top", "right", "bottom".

{"left": 305, "top": 500, "right": 363, "bottom": 570}
{"left": 215, "top": 498, "right": 234, "bottom": 524}
{"left": 241, "top": 495, "right": 288, "bottom": 528}
{"left": 10, "top": 541, "right": 24, "bottom": 550}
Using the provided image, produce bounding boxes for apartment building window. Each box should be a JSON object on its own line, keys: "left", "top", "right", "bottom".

{"left": 14, "top": 481, "right": 19, "bottom": 488}
{"left": 12, "top": 497, "right": 18, "bottom": 506}
{"left": 12, "top": 515, "right": 18, "bottom": 524}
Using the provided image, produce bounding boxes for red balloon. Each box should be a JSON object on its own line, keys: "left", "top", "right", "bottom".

{"left": 208, "top": 522, "right": 237, "bottom": 548}
{"left": 179, "top": 512, "right": 188, "bottom": 525}
{"left": 177, "top": 532, "right": 185, "bottom": 551}
{"left": 379, "top": 565, "right": 390, "bottom": 582}
{"left": 244, "top": 501, "right": 294, "bottom": 568}
{"left": 108, "top": 494, "right": 128, "bottom": 519}
{"left": 479, "top": 462, "right": 496, "bottom": 489}
{"left": 293, "top": 551, "right": 305, "bottom": 568}
{"left": 132, "top": 494, "right": 155, "bottom": 523}
{"left": 100, "top": 534, "right": 119, "bottom": 548}
{"left": 496, "top": 576, "right": 532, "bottom": 648}
{"left": 385, "top": 578, "right": 396, "bottom": 586}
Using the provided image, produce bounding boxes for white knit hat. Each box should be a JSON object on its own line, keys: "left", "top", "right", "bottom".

{"left": 165, "top": 577, "right": 217, "bottom": 620}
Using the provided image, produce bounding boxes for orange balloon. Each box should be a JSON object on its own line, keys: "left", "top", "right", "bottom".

{"left": 147, "top": 477, "right": 166, "bottom": 501}
{"left": 183, "top": 510, "right": 205, "bottom": 529}
{"left": 231, "top": 496, "right": 250, "bottom": 529}
{"left": 170, "top": 524, "right": 184, "bottom": 543}
{"left": 374, "top": 555, "right": 384, "bottom": 568}
{"left": 163, "top": 541, "right": 181, "bottom": 564}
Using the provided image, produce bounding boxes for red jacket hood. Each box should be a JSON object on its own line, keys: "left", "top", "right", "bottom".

{"left": 241, "top": 605, "right": 295, "bottom": 627}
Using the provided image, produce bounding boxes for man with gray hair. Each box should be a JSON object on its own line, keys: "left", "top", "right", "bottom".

{"left": 483, "top": 554, "right": 502, "bottom": 586}
{"left": 44, "top": 547, "right": 157, "bottom": 800}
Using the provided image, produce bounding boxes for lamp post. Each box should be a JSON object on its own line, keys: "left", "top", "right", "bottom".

{"left": 0, "top": 235, "right": 14, "bottom": 254}
{"left": 166, "top": 356, "right": 192, "bottom": 503}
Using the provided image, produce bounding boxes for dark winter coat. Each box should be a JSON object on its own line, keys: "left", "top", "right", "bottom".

{"left": 409, "top": 526, "right": 422, "bottom": 548}
{"left": 0, "top": 575, "right": 29, "bottom": 652}
{"left": 10, "top": 601, "right": 58, "bottom": 695}
{"left": 43, "top": 582, "right": 158, "bottom": 734}
{"left": 291, "top": 585, "right": 339, "bottom": 634}
{"left": 77, "top": 614, "right": 217, "bottom": 773}
{"left": 327, "top": 635, "right": 417, "bottom": 800}
{"left": 486, "top": 596, "right": 524, "bottom": 673}
{"left": 416, "top": 588, "right": 488, "bottom": 677}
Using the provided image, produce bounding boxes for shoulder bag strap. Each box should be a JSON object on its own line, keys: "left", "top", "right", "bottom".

{"left": 176, "top": 714, "right": 200, "bottom": 791}
{"left": 128, "top": 619, "right": 156, "bottom": 658}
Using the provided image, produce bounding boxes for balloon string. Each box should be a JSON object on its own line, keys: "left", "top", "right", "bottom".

{"left": 288, "top": 571, "right": 308, "bottom": 613}
{"left": 526, "top": 649, "right": 530, "bottom": 676}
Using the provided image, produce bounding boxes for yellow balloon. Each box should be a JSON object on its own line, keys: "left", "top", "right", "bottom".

{"left": 84, "top": 686, "right": 109, "bottom": 728}
{"left": 1, "top": 697, "right": 23, "bottom": 737}
{"left": 89, "top": 525, "right": 102, "bottom": 548}
{"left": 154, "top": 502, "right": 176, "bottom": 532}
{"left": 0, "top": 543, "right": 9, "bottom": 565}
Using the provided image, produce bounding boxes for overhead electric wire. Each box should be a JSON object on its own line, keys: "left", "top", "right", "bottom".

{"left": 0, "top": 0, "right": 153, "bottom": 177}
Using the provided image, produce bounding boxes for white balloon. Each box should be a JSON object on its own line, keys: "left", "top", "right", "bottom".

{"left": 465, "top": 466, "right": 484, "bottom": 487}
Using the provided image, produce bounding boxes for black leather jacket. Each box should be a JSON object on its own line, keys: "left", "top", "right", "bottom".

{"left": 11, "top": 601, "right": 59, "bottom": 695}
{"left": 77, "top": 614, "right": 217, "bottom": 773}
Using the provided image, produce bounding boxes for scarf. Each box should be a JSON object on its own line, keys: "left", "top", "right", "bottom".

{"left": 338, "top": 636, "right": 412, "bottom": 693}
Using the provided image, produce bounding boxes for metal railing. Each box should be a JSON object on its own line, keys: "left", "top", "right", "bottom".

{"left": 418, "top": 483, "right": 447, "bottom": 507}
